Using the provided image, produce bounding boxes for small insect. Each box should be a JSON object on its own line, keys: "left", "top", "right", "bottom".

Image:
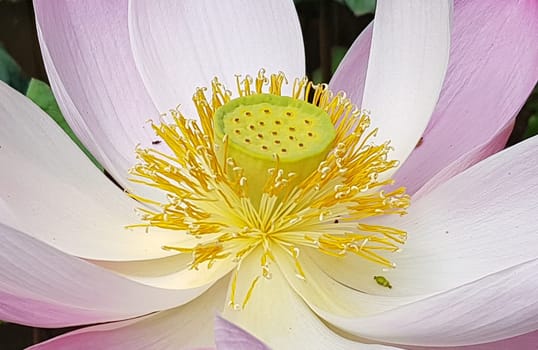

{"left": 373, "top": 275, "right": 392, "bottom": 289}
{"left": 415, "top": 137, "right": 424, "bottom": 148}
{"left": 334, "top": 219, "right": 339, "bottom": 224}
{"left": 152, "top": 140, "right": 162, "bottom": 145}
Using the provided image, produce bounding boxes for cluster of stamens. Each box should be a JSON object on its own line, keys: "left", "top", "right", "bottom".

{"left": 128, "top": 69, "right": 410, "bottom": 309}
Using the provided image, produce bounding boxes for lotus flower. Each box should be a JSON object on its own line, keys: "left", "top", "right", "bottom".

{"left": 1, "top": 0, "right": 537, "bottom": 349}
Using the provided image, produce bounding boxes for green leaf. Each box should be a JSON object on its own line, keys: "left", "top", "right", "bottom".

{"left": 26, "top": 79, "right": 103, "bottom": 170}
{"left": 523, "top": 114, "right": 538, "bottom": 140}
{"left": 331, "top": 46, "right": 348, "bottom": 72}
{"left": 339, "top": 0, "right": 376, "bottom": 16}
{"left": 0, "top": 43, "right": 29, "bottom": 93}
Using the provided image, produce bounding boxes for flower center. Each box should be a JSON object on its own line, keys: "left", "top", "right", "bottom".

{"left": 128, "top": 70, "right": 410, "bottom": 309}
{"left": 214, "top": 94, "right": 335, "bottom": 201}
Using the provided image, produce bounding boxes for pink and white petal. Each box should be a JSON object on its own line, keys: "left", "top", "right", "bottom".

{"left": 413, "top": 121, "right": 514, "bottom": 200}
{"left": 128, "top": 0, "right": 305, "bottom": 117}
{"left": 0, "top": 223, "right": 208, "bottom": 328}
{"left": 321, "top": 259, "right": 538, "bottom": 346}
{"left": 34, "top": 0, "right": 163, "bottom": 191}
{"left": 406, "top": 330, "right": 538, "bottom": 350}
{"left": 329, "top": 23, "right": 372, "bottom": 107}
{"left": 0, "top": 82, "right": 185, "bottom": 261}
{"left": 360, "top": 1, "right": 451, "bottom": 166}
{"left": 394, "top": 0, "right": 538, "bottom": 195}
{"left": 222, "top": 252, "right": 400, "bottom": 350}
{"left": 214, "top": 316, "right": 270, "bottom": 350}
{"left": 274, "top": 250, "right": 538, "bottom": 347}
{"left": 317, "top": 134, "right": 538, "bottom": 297}
{"left": 28, "top": 278, "right": 229, "bottom": 349}
{"left": 332, "top": 1, "right": 538, "bottom": 197}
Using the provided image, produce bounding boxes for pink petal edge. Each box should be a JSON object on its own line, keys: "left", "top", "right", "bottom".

{"left": 0, "top": 222, "right": 206, "bottom": 328}
{"left": 214, "top": 316, "right": 270, "bottom": 350}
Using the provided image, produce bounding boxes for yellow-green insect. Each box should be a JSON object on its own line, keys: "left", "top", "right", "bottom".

{"left": 373, "top": 275, "right": 392, "bottom": 289}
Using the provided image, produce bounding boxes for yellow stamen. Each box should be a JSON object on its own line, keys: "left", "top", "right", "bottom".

{"left": 129, "top": 70, "right": 410, "bottom": 309}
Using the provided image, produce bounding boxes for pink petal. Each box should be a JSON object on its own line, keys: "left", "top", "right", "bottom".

{"left": 330, "top": 0, "right": 538, "bottom": 195}
{"left": 394, "top": 0, "right": 538, "bottom": 194}
{"left": 329, "top": 23, "right": 372, "bottom": 107}
{"left": 129, "top": 0, "right": 305, "bottom": 118}
{"left": 413, "top": 121, "right": 514, "bottom": 200}
{"left": 405, "top": 330, "right": 538, "bottom": 350}
{"left": 0, "top": 222, "right": 207, "bottom": 327}
{"left": 34, "top": 0, "right": 161, "bottom": 191}
{"left": 214, "top": 316, "right": 270, "bottom": 350}
{"left": 28, "top": 278, "right": 229, "bottom": 349}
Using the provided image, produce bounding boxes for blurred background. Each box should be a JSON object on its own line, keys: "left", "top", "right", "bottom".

{"left": 0, "top": 0, "right": 537, "bottom": 348}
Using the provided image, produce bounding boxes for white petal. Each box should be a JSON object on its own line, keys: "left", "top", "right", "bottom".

{"left": 361, "top": 1, "right": 452, "bottom": 167}
{"left": 0, "top": 222, "right": 207, "bottom": 327}
{"left": 0, "top": 82, "right": 184, "bottom": 260}
{"left": 318, "top": 134, "right": 538, "bottom": 297}
{"left": 222, "top": 251, "right": 400, "bottom": 350}
{"left": 29, "top": 277, "right": 229, "bottom": 349}
{"left": 128, "top": 0, "right": 305, "bottom": 117}
{"left": 322, "top": 259, "right": 538, "bottom": 346}
{"left": 273, "top": 248, "right": 423, "bottom": 317}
